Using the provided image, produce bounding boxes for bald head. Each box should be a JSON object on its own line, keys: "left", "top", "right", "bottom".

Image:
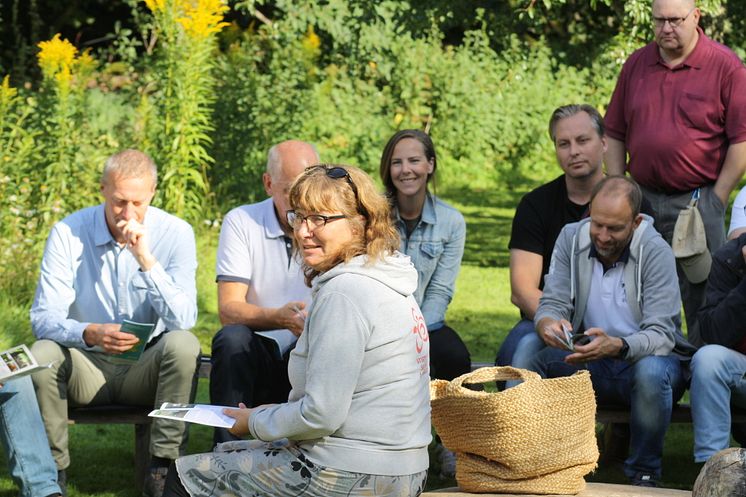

{"left": 267, "top": 140, "right": 319, "bottom": 180}
{"left": 264, "top": 140, "right": 320, "bottom": 230}
{"left": 652, "top": 0, "right": 695, "bottom": 9}
{"left": 590, "top": 176, "right": 643, "bottom": 220}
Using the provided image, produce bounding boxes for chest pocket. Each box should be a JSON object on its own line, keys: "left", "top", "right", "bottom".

{"left": 421, "top": 241, "right": 444, "bottom": 257}
{"left": 418, "top": 241, "right": 445, "bottom": 272}
{"left": 677, "top": 92, "right": 721, "bottom": 139}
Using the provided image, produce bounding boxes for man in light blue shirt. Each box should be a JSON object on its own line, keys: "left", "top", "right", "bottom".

{"left": 30, "top": 149, "right": 200, "bottom": 497}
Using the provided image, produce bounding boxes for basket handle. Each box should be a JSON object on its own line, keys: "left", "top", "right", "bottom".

{"left": 451, "top": 366, "right": 541, "bottom": 388}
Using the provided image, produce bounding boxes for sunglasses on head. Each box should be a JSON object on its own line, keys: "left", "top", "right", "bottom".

{"left": 305, "top": 165, "right": 369, "bottom": 218}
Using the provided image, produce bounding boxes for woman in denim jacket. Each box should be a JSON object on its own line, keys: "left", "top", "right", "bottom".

{"left": 380, "top": 130, "right": 471, "bottom": 478}
{"left": 379, "top": 130, "right": 471, "bottom": 381}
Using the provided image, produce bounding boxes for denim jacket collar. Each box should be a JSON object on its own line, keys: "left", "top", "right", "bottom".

{"left": 395, "top": 191, "right": 437, "bottom": 227}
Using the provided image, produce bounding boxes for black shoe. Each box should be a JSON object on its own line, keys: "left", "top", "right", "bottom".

{"left": 631, "top": 472, "right": 658, "bottom": 487}
{"left": 143, "top": 466, "right": 169, "bottom": 497}
{"left": 57, "top": 469, "right": 67, "bottom": 497}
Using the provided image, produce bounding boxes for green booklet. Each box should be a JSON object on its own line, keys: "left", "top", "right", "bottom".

{"left": 111, "top": 320, "right": 155, "bottom": 364}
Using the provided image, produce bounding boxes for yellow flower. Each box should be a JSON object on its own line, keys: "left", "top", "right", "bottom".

{"left": 302, "top": 25, "right": 321, "bottom": 52}
{"left": 0, "top": 76, "right": 18, "bottom": 108}
{"left": 177, "top": 0, "right": 229, "bottom": 39}
{"left": 74, "top": 49, "right": 97, "bottom": 78}
{"left": 144, "top": 0, "right": 168, "bottom": 13}
{"left": 54, "top": 69, "right": 72, "bottom": 87}
{"left": 37, "top": 34, "right": 77, "bottom": 82}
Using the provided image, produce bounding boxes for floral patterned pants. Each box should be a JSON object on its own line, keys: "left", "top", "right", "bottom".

{"left": 174, "top": 439, "right": 428, "bottom": 497}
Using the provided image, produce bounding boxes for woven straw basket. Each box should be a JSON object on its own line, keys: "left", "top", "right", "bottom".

{"left": 430, "top": 366, "right": 598, "bottom": 494}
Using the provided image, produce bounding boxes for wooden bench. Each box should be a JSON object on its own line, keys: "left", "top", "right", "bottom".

{"left": 66, "top": 355, "right": 213, "bottom": 490}
{"left": 596, "top": 403, "right": 746, "bottom": 424}
{"left": 68, "top": 359, "right": 740, "bottom": 492}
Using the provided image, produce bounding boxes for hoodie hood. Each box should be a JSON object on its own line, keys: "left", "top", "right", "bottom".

{"left": 312, "top": 251, "right": 418, "bottom": 298}
{"left": 568, "top": 213, "right": 656, "bottom": 305}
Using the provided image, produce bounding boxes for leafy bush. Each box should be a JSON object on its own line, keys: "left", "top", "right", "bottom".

{"left": 140, "top": 0, "right": 229, "bottom": 221}
{"left": 1, "top": 0, "right": 743, "bottom": 307}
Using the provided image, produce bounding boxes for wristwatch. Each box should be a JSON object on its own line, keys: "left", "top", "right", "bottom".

{"left": 618, "top": 338, "right": 630, "bottom": 359}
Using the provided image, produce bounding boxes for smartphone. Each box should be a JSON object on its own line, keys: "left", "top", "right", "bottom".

{"left": 571, "top": 333, "right": 591, "bottom": 346}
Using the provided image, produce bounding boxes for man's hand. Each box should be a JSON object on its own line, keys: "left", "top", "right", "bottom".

{"left": 82, "top": 323, "right": 140, "bottom": 354}
{"left": 713, "top": 183, "right": 731, "bottom": 208}
{"left": 741, "top": 244, "right": 746, "bottom": 265}
{"left": 564, "top": 327, "right": 624, "bottom": 365}
{"left": 276, "top": 301, "right": 307, "bottom": 337}
{"left": 117, "top": 219, "right": 156, "bottom": 271}
{"left": 537, "top": 317, "right": 573, "bottom": 349}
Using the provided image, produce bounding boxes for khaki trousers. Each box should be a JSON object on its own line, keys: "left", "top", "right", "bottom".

{"left": 31, "top": 330, "right": 201, "bottom": 470}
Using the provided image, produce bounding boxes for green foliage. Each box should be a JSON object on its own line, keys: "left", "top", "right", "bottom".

{"left": 138, "top": 1, "right": 228, "bottom": 221}
{"left": 211, "top": 0, "right": 618, "bottom": 204}
{"left": 0, "top": 42, "right": 135, "bottom": 302}
{"left": 209, "top": 26, "right": 318, "bottom": 207}
{"left": 1, "top": 0, "right": 745, "bottom": 301}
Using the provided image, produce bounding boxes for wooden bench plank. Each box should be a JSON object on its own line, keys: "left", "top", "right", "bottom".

{"left": 423, "top": 483, "right": 691, "bottom": 496}
{"left": 68, "top": 404, "right": 151, "bottom": 424}
{"left": 596, "top": 404, "right": 746, "bottom": 424}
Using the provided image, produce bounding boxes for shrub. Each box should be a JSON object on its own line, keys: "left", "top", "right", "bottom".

{"left": 140, "top": 0, "right": 229, "bottom": 221}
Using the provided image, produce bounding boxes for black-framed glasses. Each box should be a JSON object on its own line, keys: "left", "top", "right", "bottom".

{"left": 286, "top": 211, "right": 346, "bottom": 230}
{"left": 305, "top": 165, "right": 369, "bottom": 217}
{"left": 652, "top": 7, "right": 695, "bottom": 28}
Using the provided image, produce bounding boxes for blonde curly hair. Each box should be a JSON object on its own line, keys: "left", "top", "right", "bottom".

{"left": 288, "top": 164, "right": 400, "bottom": 285}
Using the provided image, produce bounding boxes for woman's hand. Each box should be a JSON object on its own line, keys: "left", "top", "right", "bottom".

{"left": 224, "top": 403, "right": 279, "bottom": 438}
{"left": 224, "top": 403, "right": 253, "bottom": 438}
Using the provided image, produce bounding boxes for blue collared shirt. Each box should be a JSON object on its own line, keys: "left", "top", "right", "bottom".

{"left": 30, "top": 204, "right": 198, "bottom": 349}
{"left": 394, "top": 192, "right": 466, "bottom": 330}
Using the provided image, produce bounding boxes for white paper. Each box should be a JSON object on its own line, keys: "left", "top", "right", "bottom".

{"left": 148, "top": 403, "right": 237, "bottom": 428}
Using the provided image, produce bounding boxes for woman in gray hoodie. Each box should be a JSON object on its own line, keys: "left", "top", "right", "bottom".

{"left": 163, "top": 164, "right": 431, "bottom": 497}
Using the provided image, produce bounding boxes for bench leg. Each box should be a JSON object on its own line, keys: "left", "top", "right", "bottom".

{"left": 135, "top": 423, "right": 151, "bottom": 491}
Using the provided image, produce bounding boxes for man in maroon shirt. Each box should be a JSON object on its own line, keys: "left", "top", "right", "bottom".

{"left": 604, "top": 0, "right": 746, "bottom": 347}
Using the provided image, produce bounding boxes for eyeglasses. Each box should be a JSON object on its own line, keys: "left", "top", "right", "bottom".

{"left": 652, "top": 7, "right": 695, "bottom": 28}
{"left": 304, "top": 165, "right": 369, "bottom": 218}
{"left": 286, "top": 211, "right": 346, "bottom": 230}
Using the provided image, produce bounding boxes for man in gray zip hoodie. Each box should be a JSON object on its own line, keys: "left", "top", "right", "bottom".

{"left": 530, "top": 176, "right": 695, "bottom": 488}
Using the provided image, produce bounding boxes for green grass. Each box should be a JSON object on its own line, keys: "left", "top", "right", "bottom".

{"left": 0, "top": 181, "right": 706, "bottom": 494}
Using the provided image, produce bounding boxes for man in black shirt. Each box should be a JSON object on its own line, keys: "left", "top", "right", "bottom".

{"left": 497, "top": 104, "right": 606, "bottom": 371}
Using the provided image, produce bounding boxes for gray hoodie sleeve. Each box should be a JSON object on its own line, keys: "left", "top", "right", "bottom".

{"left": 534, "top": 225, "right": 576, "bottom": 326}
{"left": 249, "top": 290, "right": 368, "bottom": 441}
{"left": 624, "top": 237, "right": 680, "bottom": 361}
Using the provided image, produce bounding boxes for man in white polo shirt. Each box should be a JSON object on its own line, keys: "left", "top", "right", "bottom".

{"left": 210, "top": 140, "right": 318, "bottom": 443}
{"left": 529, "top": 176, "right": 696, "bottom": 488}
